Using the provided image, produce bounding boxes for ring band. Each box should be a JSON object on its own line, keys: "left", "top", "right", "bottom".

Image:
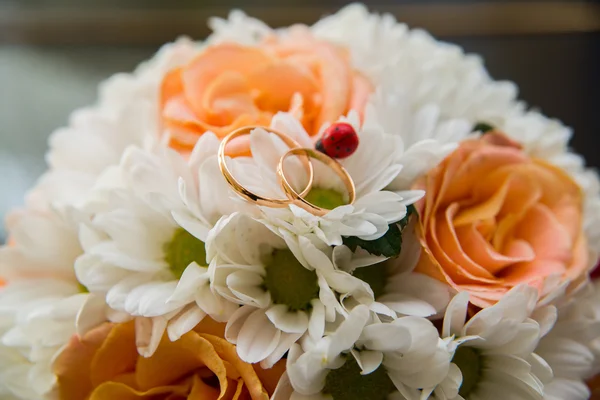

{"left": 218, "top": 126, "right": 314, "bottom": 207}
{"left": 277, "top": 148, "right": 356, "bottom": 216}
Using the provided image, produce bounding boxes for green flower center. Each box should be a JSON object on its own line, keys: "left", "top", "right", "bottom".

{"left": 164, "top": 228, "right": 207, "bottom": 279}
{"left": 452, "top": 346, "right": 482, "bottom": 397}
{"left": 304, "top": 187, "right": 346, "bottom": 210}
{"left": 78, "top": 282, "right": 89, "bottom": 293}
{"left": 324, "top": 356, "right": 394, "bottom": 400}
{"left": 352, "top": 262, "right": 387, "bottom": 298}
{"left": 473, "top": 122, "right": 494, "bottom": 133}
{"left": 263, "top": 249, "right": 319, "bottom": 311}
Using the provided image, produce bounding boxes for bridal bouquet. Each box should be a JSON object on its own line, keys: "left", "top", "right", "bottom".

{"left": 3, "top": 4, "right": 600, "bottom": 400}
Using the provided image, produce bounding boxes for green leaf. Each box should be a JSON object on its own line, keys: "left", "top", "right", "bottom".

{"left": 473, "top": 122, "right": 494, "bottom": 133}
{"left": 400, "top": 204, "right": 416, "bottom": 230}
{"left": 342, "top": 205, "right": 416, "bottom": 258}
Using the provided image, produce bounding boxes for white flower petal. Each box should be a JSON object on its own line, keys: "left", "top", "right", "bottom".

{"left": 236, "top": 309, "right": 281, "bottom": 363}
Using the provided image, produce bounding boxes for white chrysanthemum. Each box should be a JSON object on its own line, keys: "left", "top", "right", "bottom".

{"left": 418, "top": 286, "right": 555, "bottom": 400}
{"left": 208, "top": 212, "right": 377, "bottom": 368}
{"left": 285, "top": 305, "right": 451, "bottom": 399}
{"left": 246, "top": 113, "right": 424, "bottom": 247}
{"left": 0, "top": 208, "right": 107, "bottom": 399}
{"left": 333, "top": 220, "right": 451, "bottom": 320}
{"left": 536, "top": 281, "right": 600, "bottom": 400}
{"left": 26, "top": 37, "right": 199, "bottom": 211}
{"left": 75, "top": 133, "right": 245, "bottom": 356}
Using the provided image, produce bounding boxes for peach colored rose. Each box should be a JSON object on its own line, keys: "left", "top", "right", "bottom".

{"left": 160, "top": 28, "right": 372, "bottom": 156}
{"left": 414, "top": 132, "right": 588, "bottom": 307}
{"left": 53, "top": 318, "right": 285, "bottom": 400}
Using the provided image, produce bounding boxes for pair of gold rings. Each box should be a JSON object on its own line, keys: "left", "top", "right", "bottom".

{"left": 217, "top": 126, "right": 356, "bottom": 216}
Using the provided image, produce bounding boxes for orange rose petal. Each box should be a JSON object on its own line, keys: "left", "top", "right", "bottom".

{"left": 429, "top": 147, "right": 466, "bottom": 219}
{"left": 425, "top": 213, "right": 494, "bottom": 285}
{"left": 497, "top": 173, "right": 542, "bottom": 218}
{"left": 54, "top": 324, "right": 115, "bottom": 400}
{"left": 90, "top": 322, "right": 138, "bottom": 388}
{"left": 499, "top": 259, "right": 566, "bottom": 285}
{"left": 222, "top": 360, "right": 242, "bottom": 381}
{"left": 444, "top": 145, "right": 527, "bottom": 203}
{"left": 492, "top": 213, "right": 522, "bottom": 253}
{"left": 164, "top": 98, "right": 268, "bottom": 140}
{"left": 437, "top": 204, "right": 497, "bottom": 281}
{"left": 89, "top": 381, "right": 190, "bottom": 400}
{"left": 199, "top": 334, "right": 270, "bottom": 400}
{"left": 230, "top": 379, "right": 246, "bottom": 400}
{"left": 474, "top": 218, "right": 497, "bottom": 241}
{"left": 112, "top": 372, "right": 137, "bottom": 387}
{"left": 453, "top": 180, "right": 509, "bottom": 227}
{"left": 248, "top": 62, "right": 319, "bottom": 113}
{"left": 135, "top": 332, "right": 228, "bottom": 398}
{"left": 551, "top": 201, "right": 583, "bottom": 242}
{"left": 455, "top": 225, "right": 534, "bottom": 275}
{"left": 514, "top": 204, "right": 573, "bottom": 263}
{"left": 188, "top": 374, "right": 220, "bottom": 400}
{"left": 252, "top": 360, "right": 287, "bottom": 396}
{"left": 313, "top": 45, "right": 352, "bottom": 132}
{"left": 202, "top": 71, "right": 258, "bottom": 126}
{"left": 480, "top": 131, "right": 523, "bottom": 148}
{"left": 160, "top": 68, "right": 184, "bottom": 110}
{"left": 524, "top": 161, "right": 581, "bottom": 207}
{"left": 415, "top": 246, "right": 452, "bottom": 283}
{"left": 457, "top": 285, "right": 510, "bottom": 308}
{"left": 502, "top": 239, "right": 536, "bottom": 264}
{"left": 182, "top": 44, "right": 272, "bottom": 116}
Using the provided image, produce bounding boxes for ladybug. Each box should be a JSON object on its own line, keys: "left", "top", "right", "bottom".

{"left": 315, "top": 122, "right": 359, "bottom": 159}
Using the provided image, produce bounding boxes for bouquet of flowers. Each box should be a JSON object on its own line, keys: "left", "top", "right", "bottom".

{"left": 2, "top": 4, "right": 600, "bottom": 400}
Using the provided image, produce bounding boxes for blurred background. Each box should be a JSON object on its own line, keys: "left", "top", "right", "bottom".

{"left": 0, "top": 0, "right": 599, "bottom": 242}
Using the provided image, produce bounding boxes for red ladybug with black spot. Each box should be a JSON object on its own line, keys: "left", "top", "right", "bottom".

{"left": 315, "top": 122, "right": 359, "bottom": 159}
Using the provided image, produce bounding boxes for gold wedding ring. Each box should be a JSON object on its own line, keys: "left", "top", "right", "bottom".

{"left": 218, "top": 126, "right": 314, "bottom": 207}
{"left": 277, "top": 148, "right": 356, "bottom": 216}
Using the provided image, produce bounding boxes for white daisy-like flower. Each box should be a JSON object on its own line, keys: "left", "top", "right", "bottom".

{"left": 285, "top": 304, "right": 451, "bottom": 400}
{"left": 208, "top": 212, "right": 375, "bottom": 368}
{"left": 26, "top": 37, "right": 199, "bottom": 211}
{"left": 0, "top": 208, "right": 107, "bottom": 399}
{"left": 75, "top": 133, "right": 244, "bottom": 356}
{"left": 420, "top": 285, "right": 555, "bottom": 400}
{"left": 333, "top": 220, "right": 451, "bottom": 320}
{"left": 247, "top": 113, "right": 423, "bottom": 247}
{"left": 536, "top": 281, "right": 600, "bottom": 400}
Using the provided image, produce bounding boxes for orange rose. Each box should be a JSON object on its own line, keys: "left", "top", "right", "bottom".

{"left": 160, "top": 28, "right": 372, "bottom": 155}
{"left": 414, "top": 132, "right": 588, "bottom": 307}
{"left": 53, "top": 318, "right": 285, "bottom": 400}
